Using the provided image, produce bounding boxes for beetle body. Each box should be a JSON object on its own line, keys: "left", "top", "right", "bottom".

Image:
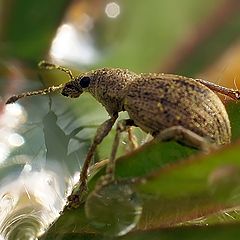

{"left": 63, "top": 68, "right": 231, "bottom": 145}
{"left": 6, "top": 65, "right": 232, "bottom": 145}
{"left": 6, "top": 62, "right": 237, "bottom": 208}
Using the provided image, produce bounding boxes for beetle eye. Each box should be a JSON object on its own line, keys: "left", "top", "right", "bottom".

{"left": 80, "top": 76, "right": 91, "bottom": 88}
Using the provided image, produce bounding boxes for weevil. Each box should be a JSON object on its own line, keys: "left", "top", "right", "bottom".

{"left": 6, "top": 61, "right": 240, "bottom": 208}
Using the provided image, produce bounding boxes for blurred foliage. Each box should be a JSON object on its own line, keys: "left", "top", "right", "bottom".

{"left": 1, "top": 0, "right": 70, "bottom": 62}
{"left": 1, "top": 0, "right": 240, "bottom": 239}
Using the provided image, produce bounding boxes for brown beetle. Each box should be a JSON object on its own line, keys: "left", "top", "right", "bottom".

{"left": 6, "top": 61, "right": 240, "bottom": 207}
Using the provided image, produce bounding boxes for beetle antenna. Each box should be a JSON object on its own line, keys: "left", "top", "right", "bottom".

{"left": 38, "top": 60, "right": 74, "bottom": 80}
{"left": 6, "top": 61, "right": 75, "bottom": 104}
{"left": 6, "top": 84, "right": 63, "bottom": 104}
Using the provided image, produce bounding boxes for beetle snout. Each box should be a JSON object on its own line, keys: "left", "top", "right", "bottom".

{"left": 61, "top": 82, "right": 82, "bottom": 98}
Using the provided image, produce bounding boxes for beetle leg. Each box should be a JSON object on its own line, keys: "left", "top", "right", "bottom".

{"left": 95, "top": 119, "right": 136, "bottom": 190}
{"left": 154, "top": 126, "right": 215, "bottom": 151}
{"left": 67, "top": 114, "right": 118, "bottom": 208}
{"left": 126, "top": 127, "right": 138, "bottom": 152}
{"left": 195, "top": 78, "right": 240, "bottom": 100}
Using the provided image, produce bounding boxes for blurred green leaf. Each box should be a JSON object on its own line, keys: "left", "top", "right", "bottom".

{"left": 97, "top": 0, "right": 222, "bottom": 72}
{"left": 1, "top": 0, "right": 69, "bottom": 62}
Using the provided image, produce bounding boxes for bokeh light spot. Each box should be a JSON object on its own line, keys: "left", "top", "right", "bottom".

{"left": 105, "top": 2, "right": 120, "bottom": 18}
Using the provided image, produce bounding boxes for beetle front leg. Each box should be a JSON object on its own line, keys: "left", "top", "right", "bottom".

{"left": 67, "top": 114, "right": 118, "bottom": 208}
{"left": 154, "top": 126, "right": 214, "bottom": 151}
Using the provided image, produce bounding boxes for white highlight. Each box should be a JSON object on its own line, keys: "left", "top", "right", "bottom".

{"left": 3, "top": 103, "right": 26, "bottom": 128}
{"left": 0, "top": 143, "right": 10, "bottom": 164}
{"left": 0, "top": 103, "right": 27, "bottom": 163}
{"left": 105, "top": 2, "right": 120, "bottom": 18}
{"left": 8, "top": 133, "right": 25, "bottom": 147}
{"left": 50, "top": 23, "right": 98, "bottom": 65}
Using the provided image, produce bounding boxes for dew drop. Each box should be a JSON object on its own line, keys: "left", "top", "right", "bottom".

{"left": 85, "top": 181, "right": 142, "bottom": 236}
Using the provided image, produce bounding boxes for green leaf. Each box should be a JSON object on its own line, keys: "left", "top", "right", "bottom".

{"left": 1, "top": 0, "right": 69, "bottom": 61}
{"left": 43, "top": 224, "right": 240, "bottom": 240}
{"left": 42, "top": 101, "right": 240, "bottom": 238}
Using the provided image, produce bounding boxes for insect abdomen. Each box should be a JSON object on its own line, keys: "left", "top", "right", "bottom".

{"left": 124, "top": 74, "right": 231, "bottom": 145}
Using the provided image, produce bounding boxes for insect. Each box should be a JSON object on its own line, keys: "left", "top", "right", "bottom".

{"left": 6, "top": 61, "right": 240, "bottom": 208}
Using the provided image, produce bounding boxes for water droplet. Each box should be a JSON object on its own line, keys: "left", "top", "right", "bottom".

{"left": 0, "top": 168, "right": 66, "bottom": 239}
{"left": 85, "top": 181, "right": 142, "bottom": 236}
{"left": 3, "top": 214, "right": 43, "bottom": 240}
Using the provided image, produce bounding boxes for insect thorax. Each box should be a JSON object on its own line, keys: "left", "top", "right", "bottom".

{"left": 89, "top": 68, "right": 139, "bottom": 115}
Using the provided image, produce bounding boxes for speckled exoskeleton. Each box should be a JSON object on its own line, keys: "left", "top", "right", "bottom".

{"left": 6, "top": 61, "right": 240, "bottom": 208}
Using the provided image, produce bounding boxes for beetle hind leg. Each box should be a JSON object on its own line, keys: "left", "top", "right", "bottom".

{"left": 153, "top": 126, "right": 215, "bottom": 151}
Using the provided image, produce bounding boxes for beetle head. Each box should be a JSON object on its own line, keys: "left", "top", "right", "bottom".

{"left": 61, "top": 75, "right": 92, "bottom": 98}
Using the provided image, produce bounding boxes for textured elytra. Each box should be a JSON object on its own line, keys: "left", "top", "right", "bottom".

{"left": 124, "top": 74, "right": 231, "bottom": 145}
